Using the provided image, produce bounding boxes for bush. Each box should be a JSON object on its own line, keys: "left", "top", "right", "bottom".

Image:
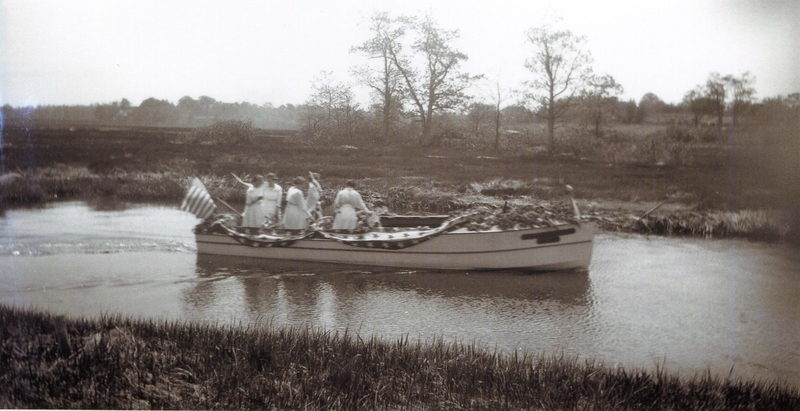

{"left": 191, "top": 119, "right": 256, "bottom": 145}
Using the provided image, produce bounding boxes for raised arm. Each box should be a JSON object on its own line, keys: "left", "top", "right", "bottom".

{"left": 309, "top": 172, "right": 322, "bottom": 191}
{"left": 232, "top": 173, "right": 252, "bottom": 188}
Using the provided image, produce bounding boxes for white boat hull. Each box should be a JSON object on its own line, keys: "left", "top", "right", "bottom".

{"left": 195, "top": 222, "right": 595, "bottom": 271}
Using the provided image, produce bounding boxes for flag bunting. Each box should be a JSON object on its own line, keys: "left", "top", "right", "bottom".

{"left": 316, "top": 215, "right": 469, "bottom": 249}
{"left": 180, "top": 178, "right": 217, "bottom": 220}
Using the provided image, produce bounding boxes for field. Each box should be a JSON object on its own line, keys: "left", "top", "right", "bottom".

{"left": 1, "top": 123, "right": 799, "bottom": 241}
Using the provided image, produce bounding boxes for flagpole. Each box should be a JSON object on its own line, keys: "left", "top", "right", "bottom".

{"left": 216, "top": 197, "right": 243, "bottom": 217}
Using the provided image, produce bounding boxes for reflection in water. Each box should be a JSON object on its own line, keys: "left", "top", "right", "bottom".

{"left": 190, "top": 254, "right": 592, "bottom": 354}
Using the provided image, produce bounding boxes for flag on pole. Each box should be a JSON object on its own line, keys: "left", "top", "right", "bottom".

{"left": 180, "top": 178, "right": 216, "bottom": 219}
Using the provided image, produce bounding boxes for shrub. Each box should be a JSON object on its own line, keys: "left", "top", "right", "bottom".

{"left": 191, "top": 119, "right": 256, "bottom": 145}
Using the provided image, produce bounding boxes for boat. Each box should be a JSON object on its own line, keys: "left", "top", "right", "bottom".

{"left": 193, "top": 214, "right": 595, "bottom": 271}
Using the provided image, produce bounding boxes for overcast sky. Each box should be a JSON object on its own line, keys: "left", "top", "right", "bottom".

{"left": 1, "top": 0, "right": 798, "bottom": 108}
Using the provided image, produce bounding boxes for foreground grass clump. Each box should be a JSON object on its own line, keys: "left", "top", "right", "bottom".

{"left": 1, "top": 305, "right": 797, "bottom": 410}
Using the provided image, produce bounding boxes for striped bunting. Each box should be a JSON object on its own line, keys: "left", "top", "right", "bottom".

{"left": 180, "top": 178, "right": 217, "bottom": 220}
{"left": 316, "top": 215, "right": 470, "bottom": 250}
{"left": 215, "top": 224, "right": 315, "bottom": 247}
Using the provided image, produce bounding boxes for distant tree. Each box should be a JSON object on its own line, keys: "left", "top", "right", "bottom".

{"left": 301, "top": 71, "right": 360, "bottom": 143}
{"left": 501, "top": 105, "right": 535, "bottom": 125}
{"left": 484, "top": 78, "right": 511, "bottom": 149}
{"left": 520, "top": 22, "right": 594, "bottom": 151}
{"left": 619, "top": 99, "right": 641, "bottom": 124}
{"left": 466, "top": 102, "right": 494, "bottom": 141}
{"left": 578, "top": 73, "right": 623, "bottom": 138}
{"left": 682, "top": 87, "right": 715, "bottom": 127}
{"left": 729, "top": 71, "right": 756, "bottom": 126}
{"left": 386, "top": 13, "right": 482, "bottom": 145}
{"left": 134, "top": 98, "right": 176, "bottom": 125}
{"left": 1, "top": 104, "right": 14, "bottom": 124}
{"left": 638, "top": 92, "right": 665, "bottom": 121}
{"left": 685, "top": 72, "right": 757, "bottom": 133}
{"left": 752, "top": 93, "right": 800, "bottom": 128}
{"left": 351, "top": 11, "right": 406, "bottom": 144}
{"left": 705, "top": 73, "right": 727, "bottom": 131}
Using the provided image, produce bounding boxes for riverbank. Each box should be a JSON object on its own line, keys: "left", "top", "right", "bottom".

{"left": 2, "top": 125, "right": 798, "bottom": 243}
{"left": 1, "top": 166, "right": 797, "bottom": 243}
{"left": 1, "top": 304, "right": 796, "bottom": 410}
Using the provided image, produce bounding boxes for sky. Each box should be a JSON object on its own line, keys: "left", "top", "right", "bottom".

{"left": 1, "top": 0, "right": 798, "bottom": 108}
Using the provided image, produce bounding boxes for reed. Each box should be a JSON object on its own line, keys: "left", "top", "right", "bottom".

{"left": 595, "top": 209, "right": 794, "bottom": 242}
{"left": 1, "top": 305, "right": 797, "bottom": 410}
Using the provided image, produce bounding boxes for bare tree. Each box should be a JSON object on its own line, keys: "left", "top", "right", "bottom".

{"left": 520, "top": 23, "right": 593, "bottom": 151}
{"left": 350, "top": 12, "right": 406, "bottom": 144}
{"left": 682, "top": 87, "right": 714, "bottom": 127}
{"left": 484, "top": 78, "right": 511, "bottom": 149}
{"left": 729, "top": 71, "right": 757, "bottom": 126}
{"left": 688, "top": 72, "right": 757, "bottom": 135}
{"left": 705, "top": 73, "right": 727, "bottom": 133}
{"left": 302, "top": 71, "right": 360, "bottom": 144}
{"left": 579, "top": 73, "right": 623, "bottom": 138}
{"left": 386, "top": 14, "right": 482, "bottom": 145}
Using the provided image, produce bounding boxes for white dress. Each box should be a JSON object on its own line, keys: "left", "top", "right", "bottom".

{"left": 333, "top": 188, "right": 369, "bottom": 230}
{"left": 261, "top": 184, "right": 282, "bottom": 223}
{"left": 283, "top": 186, "right": 309, "bottom": 230}
{"left": 242, "top": 184, "right": 267, "bottom": 227}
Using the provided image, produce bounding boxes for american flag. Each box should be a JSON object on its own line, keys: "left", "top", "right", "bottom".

{"left": 180, "top": 178, "right": 217, "bottom": 220}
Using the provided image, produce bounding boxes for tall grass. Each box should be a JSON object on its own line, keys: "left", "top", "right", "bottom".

{"left": 1, "top": 305, "right": 797, "bottom": 410}
{"left": 589, "top": 209, "right": 795, "bottom": 242}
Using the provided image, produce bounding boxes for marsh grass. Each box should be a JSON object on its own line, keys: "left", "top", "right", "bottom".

{"left": 1, "top": 305, "right": 797, "bottom": 410}
{"left": 580, "top": 209, "right": 794, "bottom": 242}
{"left": 633, "top": 209, "right": 793, "bottom": 241}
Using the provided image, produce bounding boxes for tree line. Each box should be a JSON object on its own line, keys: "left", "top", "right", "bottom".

{"left": 2, "top": 12, "right": 798, "bottom": 151}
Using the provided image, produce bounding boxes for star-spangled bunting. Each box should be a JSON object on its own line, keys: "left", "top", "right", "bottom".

{"left": 316, "top": 215, "right": 469, "bottom": 250}
{"left": 215, "top": 223, "right": 316, "bottom": 247}
{"left": 211, "top": 215, "right": 470, "bottom": 250}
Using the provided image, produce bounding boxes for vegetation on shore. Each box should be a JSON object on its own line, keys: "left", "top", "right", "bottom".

{"left": 2, "top": 121, "right": 799, "bottom": 242}
{"left": 2, "top": 305, "right": 797, "bottom": 410}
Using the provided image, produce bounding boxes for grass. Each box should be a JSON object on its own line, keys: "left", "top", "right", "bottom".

{"left": 1, "top": 304, "right": 797, "bottom": 410}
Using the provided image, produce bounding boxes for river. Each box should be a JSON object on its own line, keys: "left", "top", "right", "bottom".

{"left": 1, "top": 201, "right": 798, "bottom": 388}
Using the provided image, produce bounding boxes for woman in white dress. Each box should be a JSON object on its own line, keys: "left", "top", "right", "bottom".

{"left": 234, "top": 174, "right": 267, "bottom": 227}
{"left": 305, "top": 172, "right": 322, "bottom": 220}
{"left": 333, "top": 180, "right": 369, "bottom": 230}
{"left": 283, "top": 176, "right": 311, "bottom": 230}
{"left": 261, "top": 172, "right": 283, "bottom": 224}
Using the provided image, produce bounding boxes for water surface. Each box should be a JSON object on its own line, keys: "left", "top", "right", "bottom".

{"left": 1, "top": 201, "right": 797, "bottom": 387}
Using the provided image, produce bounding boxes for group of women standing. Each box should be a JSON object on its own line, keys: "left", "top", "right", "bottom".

{"left": 235, "top": 172, "right": 283, "bottom": 227}
{"left": 235, "top": 172, "right": 369, "bottom": 231}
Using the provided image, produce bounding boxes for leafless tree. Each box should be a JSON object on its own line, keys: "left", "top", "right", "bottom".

{"left": 385, "top": 14, "right": 482, "bottom": 145}
{"left": 520, "top": 22, "right": 593, "bottom": 151}
{"left": 350, "top": 12, "right": 406, "bottom": 144}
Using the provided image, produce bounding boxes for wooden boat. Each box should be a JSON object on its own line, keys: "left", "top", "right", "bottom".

{"left": 194, "top": 214, "right": 595, "bottom": 271}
